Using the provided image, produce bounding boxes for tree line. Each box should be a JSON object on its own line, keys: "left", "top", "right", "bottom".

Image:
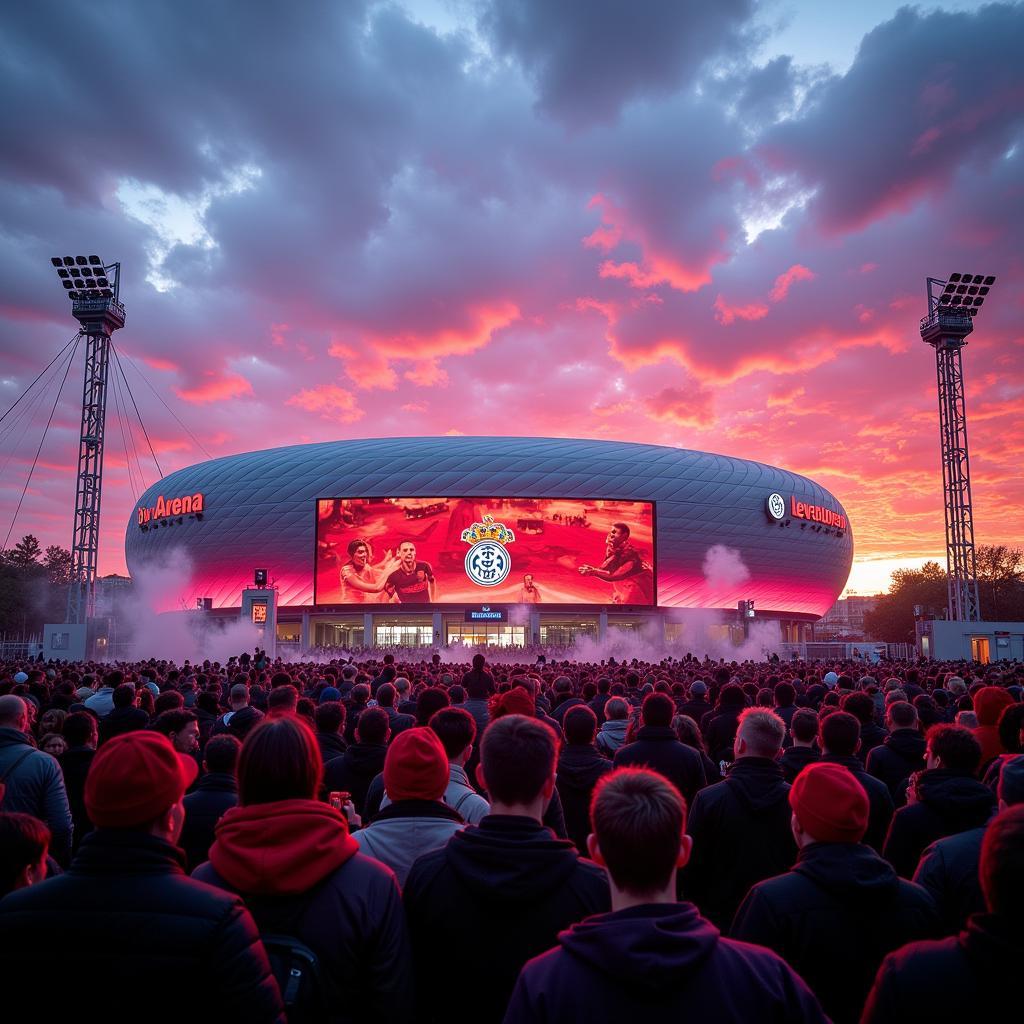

{"left": 0, "top": 534, "right": 72, "bottom": 638}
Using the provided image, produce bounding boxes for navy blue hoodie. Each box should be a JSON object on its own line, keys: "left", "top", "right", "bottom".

{"left": 503, "top": 902, "right": 827, "bottom": 1023}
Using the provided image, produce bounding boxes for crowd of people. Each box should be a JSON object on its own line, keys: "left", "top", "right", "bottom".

{"left": 0, "top": 648, "right": 1022, "bottom": 1022}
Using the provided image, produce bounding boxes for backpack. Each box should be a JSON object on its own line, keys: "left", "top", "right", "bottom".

{"left": 259, "top": 933, "right": 326, "bottom": 1024}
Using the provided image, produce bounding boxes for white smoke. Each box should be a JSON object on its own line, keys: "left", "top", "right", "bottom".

{"left": 701, "top": 544, "right": 751, "bottom": 590}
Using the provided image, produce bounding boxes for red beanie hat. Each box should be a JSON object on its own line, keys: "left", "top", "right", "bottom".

{"left": 86, "top": 730, "right": 199, "bottom": 828}
{"left": 384, "top": 727, "right": 449, "bottom": 802}
{"left": 974, "top": 686, "right": 1013, "bottom": 727}
{"left": 789, "top": 762, "right": 869, "bottom": 844}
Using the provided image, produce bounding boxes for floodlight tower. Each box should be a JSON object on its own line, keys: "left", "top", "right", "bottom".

{"left": 48, "top": 255, "right": 125, "bottom": 624}
{"left": 919, "top": 272, "right": 996, "bottom": 622}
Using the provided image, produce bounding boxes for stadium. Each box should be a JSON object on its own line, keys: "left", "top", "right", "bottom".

{"left": 124, "top": 436, "right": 854, "bottom": 650}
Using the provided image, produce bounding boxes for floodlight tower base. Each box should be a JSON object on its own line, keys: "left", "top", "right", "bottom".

{"left": 920, "top": 308, "right": 980, "bottom": 623}
{"left": 66, "top": 294, "right": 126, "bottom": 625}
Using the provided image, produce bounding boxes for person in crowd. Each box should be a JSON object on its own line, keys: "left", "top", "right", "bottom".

{"left": 504, "top": 767, "right": 827, "bottom": 1024}
{"left": 702, "top": 682, "right": 748, "bottom": 765}
{"left": 60, "top": 710, "right": 97, "bottom": 851}
{"left": 732, "top": 762, "right": 937, "bottom": 1024}
{"left": 866, "top": 701, "right": 926, "bottom": 802}
{"left": 862, "top": 803, "right": 1024, "bottom": 1022}
{"left": 414, "top": 686, "right": 450, "bottom": 726}
{"left": 772, "top": 681, "right": 799, "bottom": 732}
{"left": 0, "top": 730, "right": 284, "bottom": 1023}
{"left": 194, "top": 715, "right": 413, "bottom": 1023}
{"left": 588, "top": 675, "right": 612, "bottom": 722}
{"left": 403, "top": 714, "right": 609, "bottom": 1023}
{"left": 375, "top": 682, "right": 415, "bottom": 736}
{"left": 39, "top": 732, "right": 67, "bottom": 757}
{"left": 670, "top": 714, "right": 721, "bottom": 785}
{"left": 180, "top": 735, "right": 241, "bottom": 872}
{"left": 193, "top": 690, "right": 221, "bottom": 745}
{"left": 266, "top": 684, "right": 299, "bottom": 717}
{"left": 595, "top": 696, "right": 630, "bottom": 757}
{"left": 613, "top": 693, "right": 706, "bottom": 807}
{"left": 82, "top": 670, "right": 121, "bottom": 717}
{"left": 211, "top": 682, "right": 264, "bottom": 741}
{"left": 883, "top": 724, "right": 996, "bottom": 879}
{"left": 779, "top": 708, "right": 821, "bottom": 783}
{"left": 0, "top": 813, "right": 50, "bottom": 898}
{"left": 683, "top": 708, "right": 795, "bottom": 928}
{"left": 152, "top": 709, "right": 201, "bottom": 757}
{"left": 971, "top": 686, "right": 1014, "bottom": 769}
{"left": 677, "top": 679, "right": 711, "bottom": 725}
{"left": 314, "top": 700, "right": 347, "bottom": 763}
{"left": 428, "top": 707, "right": 490, "bottom": 824}
{"left": 913, "top": 753, "right": 1022, "bottom": 934}
{"left": 462, "top": 653, "right": 494, "bottom": 743}
{"left": 818, "top": 710, "right": 894, "bottom": 852}
{"left": 323, "top": 706, "right": 389, "bottom": 816}
{"left": 98, "top": 682, "right": 148, "bottom": 744}
{"left": 841, "top": 691, "right": 888, "bottom": 757}
{"left": 352, "top": 727, "right": 464, "bottom": 886}
{"left": 0, "top": 695, "right": 73, "bottom": 866}
{"left": 556, "top": 705, "right": 613, "bottom": 855}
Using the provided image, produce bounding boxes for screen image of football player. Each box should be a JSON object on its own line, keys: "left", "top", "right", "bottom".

{"left": 341, "top": 539, "right": 436, "bottom": 603}
{"left": 577, "top": 521, "right": 653, "bottom": 604}
{"left": 337, "top": 539, "right": 397, "bottom": 603}
{"left": 519, "top": 573, "right": 542, "bottom": 603}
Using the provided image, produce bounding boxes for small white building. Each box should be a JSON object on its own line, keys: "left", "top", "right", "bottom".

{"left": 917, "top": 619, "right": 1024, "bottom": 662}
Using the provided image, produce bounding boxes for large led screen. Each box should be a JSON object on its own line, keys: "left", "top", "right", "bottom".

{"left": 315, "top": 497, "right": 655, "bottom": 605}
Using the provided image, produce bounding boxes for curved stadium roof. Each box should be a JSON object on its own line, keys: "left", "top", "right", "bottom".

{"left": 125, "top": 436, "right": 853, "bottom": 616}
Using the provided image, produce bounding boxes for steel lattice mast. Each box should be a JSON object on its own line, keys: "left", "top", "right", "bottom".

{"left": 919, "top": 272, "right": 995, "bottom": 622}
{"left": 49, "top": 256, "right": 125, "bottom": 624}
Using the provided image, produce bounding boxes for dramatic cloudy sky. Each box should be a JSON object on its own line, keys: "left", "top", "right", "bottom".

{"left": 1, "top": 0, "right": 1021, "bottom": 594}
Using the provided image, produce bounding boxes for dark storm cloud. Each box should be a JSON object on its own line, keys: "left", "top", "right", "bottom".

{"left": 761, "top": 3, "right": 1024, "bottom": 233}
{"left": 477, "top": 0, "right": 756, "bottom": 123}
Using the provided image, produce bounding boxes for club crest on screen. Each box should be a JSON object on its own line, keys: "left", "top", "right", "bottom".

{"left": 462, "top": 515, "right": 515, "bottom": 587}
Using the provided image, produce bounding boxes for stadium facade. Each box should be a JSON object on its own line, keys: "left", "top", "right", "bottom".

{"left": 124, "top": 437, "right": 853, "bottom": 650}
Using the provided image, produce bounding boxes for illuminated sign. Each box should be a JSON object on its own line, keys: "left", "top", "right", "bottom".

{"left": 315, "top": 497, "right": 655, "bottom": 606}
{"left": 137, "top": 492, "right": 205, "bottom": 526}
{"left": 251, "top": 600, "right": 267, "bottom": 624}
{"left": 765, "top": 493, "right": 786, "bottom": 521}
{"left": 465, "top": 607, "right": 507, "bottom": 622}
{"left": 790, "top": 496, "right": 847, "bottom": 530}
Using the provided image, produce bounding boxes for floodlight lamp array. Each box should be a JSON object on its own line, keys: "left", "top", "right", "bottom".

{"left": 49, "top": 255, "right": 114, "bottom": 299}
{"left": 937, "top": 273, "right": 996, "bottom": 317}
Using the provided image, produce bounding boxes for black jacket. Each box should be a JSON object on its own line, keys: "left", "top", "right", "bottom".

{"left": 211, "top": 704, "right": 264, "bottom": 741}
{"left": 731, "top": 842, "right": 938, "bottom": 1024}
{"left": 912, "top": 824, "right": 987, "bottom": 935}
{"left": 883, "top": 769, "right": 996, "bottom": 879}
{"left": 677, "top": 697, "right": 711, "bottom": 725}
{"left": 403, "top": 814, "right": 609, "bottom": 1024}
{"left": 504, "top": 902, "right": 827, "bottom": 1024}
{"left": 316, "top": 731, "right": 347, "bottom": 764}
{"left": 778, "top": 744, "right": 820, "bottom": 783}
{"left": 703, "top": 706, "right": 744, "bottom": 763}
{"left": 98, "top": 705, "right": 149, "bottom": 744}
{"left": 866, "top": 729, "right": 926, "bottom": 800}
{"left": 180, "top": 771, "right": 238, "bottom": 871}
{"left": 820, "top": 752, "right": 895, "bottom": 852}
{"left": 613, "top": 725, "right": 707, "bottom": 807}
{"left": 862, "top": 914, "right": 1022, "bottom": 1023}
{"left": 859, "top": 721, "right": 889, "bottom": 757}
{"left": 323, "top": 742, "right": 388, "bottom": 815}
{"left": 556, "top": 745, "right": 613, "bottom": 854}
{"left": 58, "top": 745, "right": 95, "bottom": 852}
{"left": 0, "top": 830, "right": 283, "bottom": 1024}
{"left": 682, "top": 757, "right": 796, "bottom": 928}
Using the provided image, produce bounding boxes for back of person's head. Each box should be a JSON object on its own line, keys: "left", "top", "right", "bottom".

{"left": 719, "top": 682, "right": 746, "bottom": 708}
{"left": 314, "top": 701, "right": 345, "bottom": 735}
{"left": 196, "top": 691, "right": 220, "bottom": 716}
{"left": 841, "top": 691, "right": 876, "bottom": 725}
{"left": 597, "top": 677, "right": 611, "bottom": 694}
{"left": 790, "top": 708, "right": 819, "bottom": 744}
{"left": 736, "top": 707, "right": 786, "bottom": 759}
{"left": 605, "top": 697, "right": 629, "bottom": 722}
{"left": 152, "top": 709, "right": 197, "bottom": 738}
{"left": 204, "top": 734, "right": 241, "bottom": 774}
{"left": 789, "top": 762, "right": 869, "bottom": 844}
{"left": 927, "top": 724, "right": 982, "bottom": 775}
{"left": 355, "top": 707, "right": 389, "bottom": 745}
{"left": 0, "top": 813, "right": 51, "bottom": 897}
{"left": 112, "top": 682, "right": 136, "bottom": 709}
{"left": 270, "top": 670, "right": 293, "bottom": 689}
{"left": 237, "top": 715, "right": 321, "bottom": 805}
{"left": 229, "top": 682, "right": 250, "bottom": 707}
{"left": 773, "top": 681, "right": 795, "bottom": 707}
{"left": 416, "top": 686, "right": 450, "bottom": 725}
{"left": 267, "top": 684, "right": 298, "bottom": 715}
{"left": 956, "top": 710, "right": 979, "bottom": 729}
{"left": 998, "top": 703, "right": 1024, "bottom": 755}
{"left": 887, "top": 700, "right": 918, "bottom": 729}
{"left": 999, "top": 755, "right": 1024, "bottom": 807}
{"left": 472, "top": 653, "right": 486, "bottom": 671}
{"left": 481, "top": 714, "right": 557, "bottom": 805}
{"left": 376, "top": 682, "right": 397, "bottom": 708}
{"left": 154, "top": 691, "right": 184, "bottom": 715}
{"left": 641, "top": 692, "right": 674, "bottom": 728}
{"left": 384, "top": 727, "right": 449, "bottom": 801}
{"left": 351, "top": 682, "right": 370, "bottom": 705}
{"left": 590, "top": 768, "right": 686, "bottom": 897}
{"left": 820, "top": 710, "right": 861, "bottom": 757}
{"left": 563, "top": 705, "right": 598, "bottom": 746}
{"left": 671, "top": 715, "right": 706, "bottom": 753}
{"left": 979, "top": 804, "right": 1024, "bottom": 918}
{"left": 63, "top": 710, "right": 97, "bottom": 747}
{"left": 429, "top": 707, "right": 476, "bottom": 759}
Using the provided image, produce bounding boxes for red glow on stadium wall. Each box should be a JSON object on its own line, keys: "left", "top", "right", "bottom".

{"left": 136, "top": 492, "right": 205, "bottom": 525}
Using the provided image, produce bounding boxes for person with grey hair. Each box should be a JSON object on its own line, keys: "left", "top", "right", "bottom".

{"left": 682, "top": 708, "right": 795, "bottom": 928}
{"left": 955, "top": 711, "right": 979, "bottom": 730}
{"left": 0, "top": 695, "right": 73, "bottom": 866}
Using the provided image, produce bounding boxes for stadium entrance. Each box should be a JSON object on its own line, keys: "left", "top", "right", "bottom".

{"left": 446, "top": 622, "right": 527, "bottom": 647}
